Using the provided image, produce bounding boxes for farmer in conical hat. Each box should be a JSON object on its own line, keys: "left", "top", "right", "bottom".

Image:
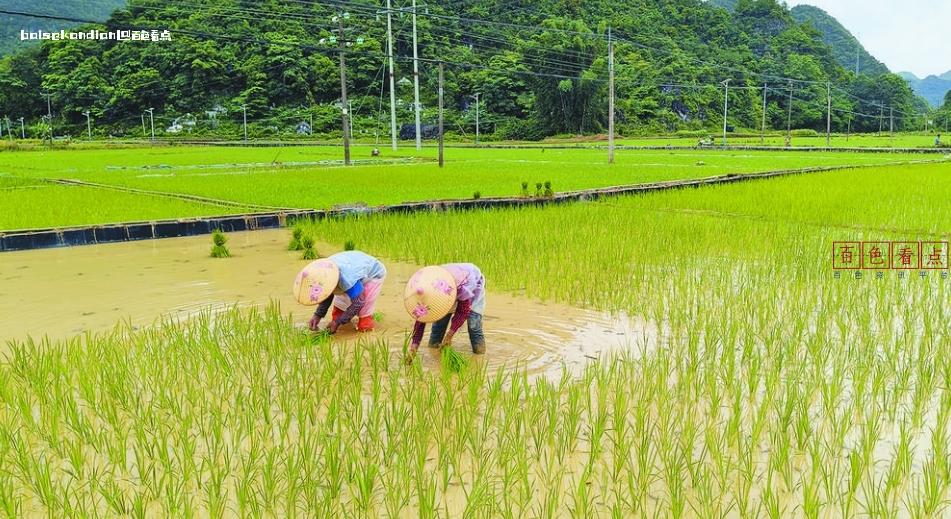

{"left": 292, "top": 250, "right": 386, "bottom": 333}
{"left": 404, "top": 263, "right": 486, "bottom": 362}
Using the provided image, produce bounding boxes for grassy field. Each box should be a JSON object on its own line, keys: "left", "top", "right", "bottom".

{"left": 1, "top": 160, "right": 949, "bottom": 516}
{"left": 0, "top": 145, "right": 937, "bottom": 230}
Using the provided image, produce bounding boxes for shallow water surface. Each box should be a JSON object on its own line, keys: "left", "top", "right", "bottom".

{"left": 0, "top": 229, "right": 656, "bottom": 377}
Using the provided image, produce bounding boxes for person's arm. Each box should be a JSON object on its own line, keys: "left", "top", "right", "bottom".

{"left": 442, "top": 299, "right": 473, "bottom": 344}
{"left": 329, "top": 280, "right": 365, "bottom": 332}
{"left": 309, "top": 295, "right": 334, "bottom": 330}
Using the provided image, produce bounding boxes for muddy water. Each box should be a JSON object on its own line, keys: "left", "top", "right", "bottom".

{"left": 0, "top": 229, "right": 656, "bottom": 377}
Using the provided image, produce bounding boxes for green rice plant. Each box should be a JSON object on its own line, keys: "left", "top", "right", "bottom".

{"left": 473, "top": 190, "right": 482, "bottom": 199}
{"left": 534, "top": 182, "right": 543, "bottom": 197}
{"left": 210, "top": 229, "right": 230, "bottom": 257}
{"left": 300, "top": 234, "right": 318, "bottom": 260}
{"left": 441, "top": 346, "right": 469, "bottom": 373}
{"left": 344, "top": 239, "right": 356, "bottom": 251}
{"left": 543, "top": 180, "right": 553, "bottom": 197}
{"left": 520, "top": 181, "right": 529, "bottom": 197}
{"left": 288, "top": 225, "right": 304, "bottom": 250}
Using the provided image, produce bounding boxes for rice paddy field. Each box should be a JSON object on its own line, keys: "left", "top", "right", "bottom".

{"left": 0, "top": 144, "right": 936, "bottom": 230}
{"left": 1, "top": 143, "right": 950, "bottom": 517}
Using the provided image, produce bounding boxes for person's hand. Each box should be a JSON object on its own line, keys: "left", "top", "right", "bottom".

{"left": 440, "top": 332, "right": 455, "bottom": 348}
{"left": 308, "top": 314, "right": 320, "bottom": 331}
{"left": 326, "top": 320, "right": 340, "bottom": 335}
{"left": 404, "top": 346, "right": 418, "bottom": 365}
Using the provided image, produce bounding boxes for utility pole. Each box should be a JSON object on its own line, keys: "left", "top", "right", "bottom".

{"left": 472, "top": 93, "right": 480, "bottom": 145}
{"left": 438, "top": 61, "right": 444, "bottom": 168}
{"left": 0, "top": 115, "right": 4, "bottom": 139}
{"left": 242, "top": 104, "right": 248, "bottom": 142}
{"left": 786, "top": 82, "right": 793, "bottom": 146}
{"left": 323, "top": 12, "right": 357, "bottom": 166}
{"left": 761, "top": 83, "right": 767, "bottom": 145}
{"left": 18, "top": 117, "right": 24, "bottom": 139}
{"left": 889, "top": 106, "right": 894, "bottom": 136}
{"left": 4, "top": 117, "right": 11, "bottom": 142}
{"left": 608, "top": 27, "right": 615, "bottom": 164}
{"left": 411, "top": 0, "right": 422, "bottom": 150}
{"left": 721, "top": 79, "right": 731, "bottom": 148}
{"left": 145, "top": 108, "right": 155, "bottom": 141}
{"left": 878, "top": 102, "right": 884, "bottom": 135}
{"left": 41, "top": 92, "right": 53, "bottom": 142}
{"left": 384, "top": 0, "right": 397, "bottom": 150}
{"left": 141, "top": 113, "right": 146, "bottom": 138}
{"left": 83, "top": 110, "right": 91, "bottom": 140}
{"left": 826, "top": 83, "right": 831, "bottom": 148}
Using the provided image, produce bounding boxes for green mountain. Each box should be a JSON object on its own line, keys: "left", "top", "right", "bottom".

{"left": 0, "top": 0, "right": 126, "bottom": 56}
{"left": 899, "top": 72, "right": 951, "bottom": 108}
{"left": 789, "top": 5, "right": 890, "bottom": 77}
{"left": 0, "top": 0, "right": 922, "bottom": 137}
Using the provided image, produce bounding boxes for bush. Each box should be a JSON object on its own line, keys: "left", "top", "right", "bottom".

{"left": 495, "top": 117, "right": 547, "bottom": 141}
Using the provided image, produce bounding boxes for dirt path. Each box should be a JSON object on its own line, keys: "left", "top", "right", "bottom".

{"left": 0, "top": 229, "right": 657, "bottom": 378}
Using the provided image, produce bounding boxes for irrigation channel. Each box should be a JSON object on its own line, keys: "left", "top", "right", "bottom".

{"left": 0, "top": 229, "right": 657, "bottom": 379}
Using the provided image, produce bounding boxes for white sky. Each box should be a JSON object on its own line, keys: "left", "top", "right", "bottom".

{"left": 785, "top": 0, "right": 950, "bottom": 77}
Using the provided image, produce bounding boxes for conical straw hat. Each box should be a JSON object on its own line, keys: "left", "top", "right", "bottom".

{"left": 292, "top": 259, "right": 340, "bottom": 306}
{"left": 404, "top": 266, "right": 457, "bottom": 323}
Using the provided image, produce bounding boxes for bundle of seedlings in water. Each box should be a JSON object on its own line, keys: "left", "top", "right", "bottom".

{"left": 473, "top": 191, "right": 482, "bottom": 200}
{"left": 535, "top": 182, "right": 543, "bottom": 197}
{"left": 441, "top": 346, "right": 469, "bottom": 373}
{"left": 520, "top": 181, "right": 529, "bottom": 197}
{"left": 544, "top": 181, "right": 554, "bottom": 198}
{"left": 287, "top": 226, "right": 304, "bottom": 251}
{"left": 210, "top": 229, "right": 230, "bottom": 258}
{"left": 344, "top": 239, "right": 356, "bottom": 251}
{"left": 301, "top": 235, "right": 318, "bottom": 260}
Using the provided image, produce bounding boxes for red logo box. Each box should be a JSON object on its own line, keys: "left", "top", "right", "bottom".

{"left": 921, "top": 242, "right": 949, "bottom": 270}
{"left": 861, "top": 241, "right": 890, "bottom": 270}
{"left": 832, "top": 241, "right": 861, "bottom": 270}
{"left": 891, "top": 242, "right": 921, "bottom": 270}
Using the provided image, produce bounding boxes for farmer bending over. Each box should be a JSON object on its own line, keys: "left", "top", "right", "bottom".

{"left": 404, "top": 263, "right": 486, "bottom": 363}
{"left": 293, "top": 250, "right": 387, "bottom": 333}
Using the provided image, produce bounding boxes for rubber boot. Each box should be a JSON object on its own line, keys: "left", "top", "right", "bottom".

{"left": 471, "top": 342, "right": 486, "bottom": 354}
{"left": 357, "top": 315, "right": 375, "bottom": 332}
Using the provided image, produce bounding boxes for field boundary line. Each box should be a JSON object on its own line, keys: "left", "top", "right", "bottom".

{"left": 48, "top": 178, "right": 295, "bottom": 212}
{"left": 2, "top": 158, "right": 946, "bottom": 252}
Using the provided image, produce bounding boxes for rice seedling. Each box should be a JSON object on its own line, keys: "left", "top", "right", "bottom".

{"left": 441, "top": 346, "right": 470, "bottom": 373}
{"left": 209, "top": 229, "right": 230, "bottom": 257}
{"left": 287, "top": 225, "right": 304, "bottom": 250}
{"left": 300, "top": 234, "right": 318, "bottom": 260}
{"left": 344, "top": 239, "right": 356, "bottom": 251}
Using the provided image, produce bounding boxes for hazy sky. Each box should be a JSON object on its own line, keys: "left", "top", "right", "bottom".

{"left": 785, "top": 0, "right": 950, "bottom": 77}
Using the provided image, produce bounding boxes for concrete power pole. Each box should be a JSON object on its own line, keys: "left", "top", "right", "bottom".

{"left": 145, "top": 108, "right": 155, "bottom": 141}
{"left": 607, "top": 27, "right": 615, "bottom": 164}
{"left": 826, "top": 83, "right": 831, "bottom": 148}
{"left": 385, "top": 0, "right": 397, "bottom": 150}
{"left": 438, "top": 62, "right": 444, "bottom": 168}
{"left": 761, "top": 83, "right": 767, "bottom": 145}
{"left": 4, "top": 117, "right": 11, "bottom": 142}
{"left": 472, "top": 93, "right": 480, "bottom": 145}
{"left": 141, "top": 114, "right": 146, "bottom": 138}
{"left": 335, "top": 13, "right": 352, "bottom": 165}
{"left": 412, "top": 0, "right": 422, "bottom": 150}
{"left": 83, "top": 110, "right": 91, "bottom": 140}
{"left": 879, "top": 102, "right": 884, "bottom": 135}
{"left": 41, "top": 92, "right": 53, "bottom": 142}
{"left": 19, "top": 117, "right": 24, "bottom": 139}
{"left": 786, "top": 82, "right": 793, "bottom": 146}
{"left": 242, "top": 104, "right": 248, "bottom": 142}
{"left": 721, "top": 79, "right": 731, "bottom": 148}
{"left": 889, "top": 106, "right": 894, "bottom": 136}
